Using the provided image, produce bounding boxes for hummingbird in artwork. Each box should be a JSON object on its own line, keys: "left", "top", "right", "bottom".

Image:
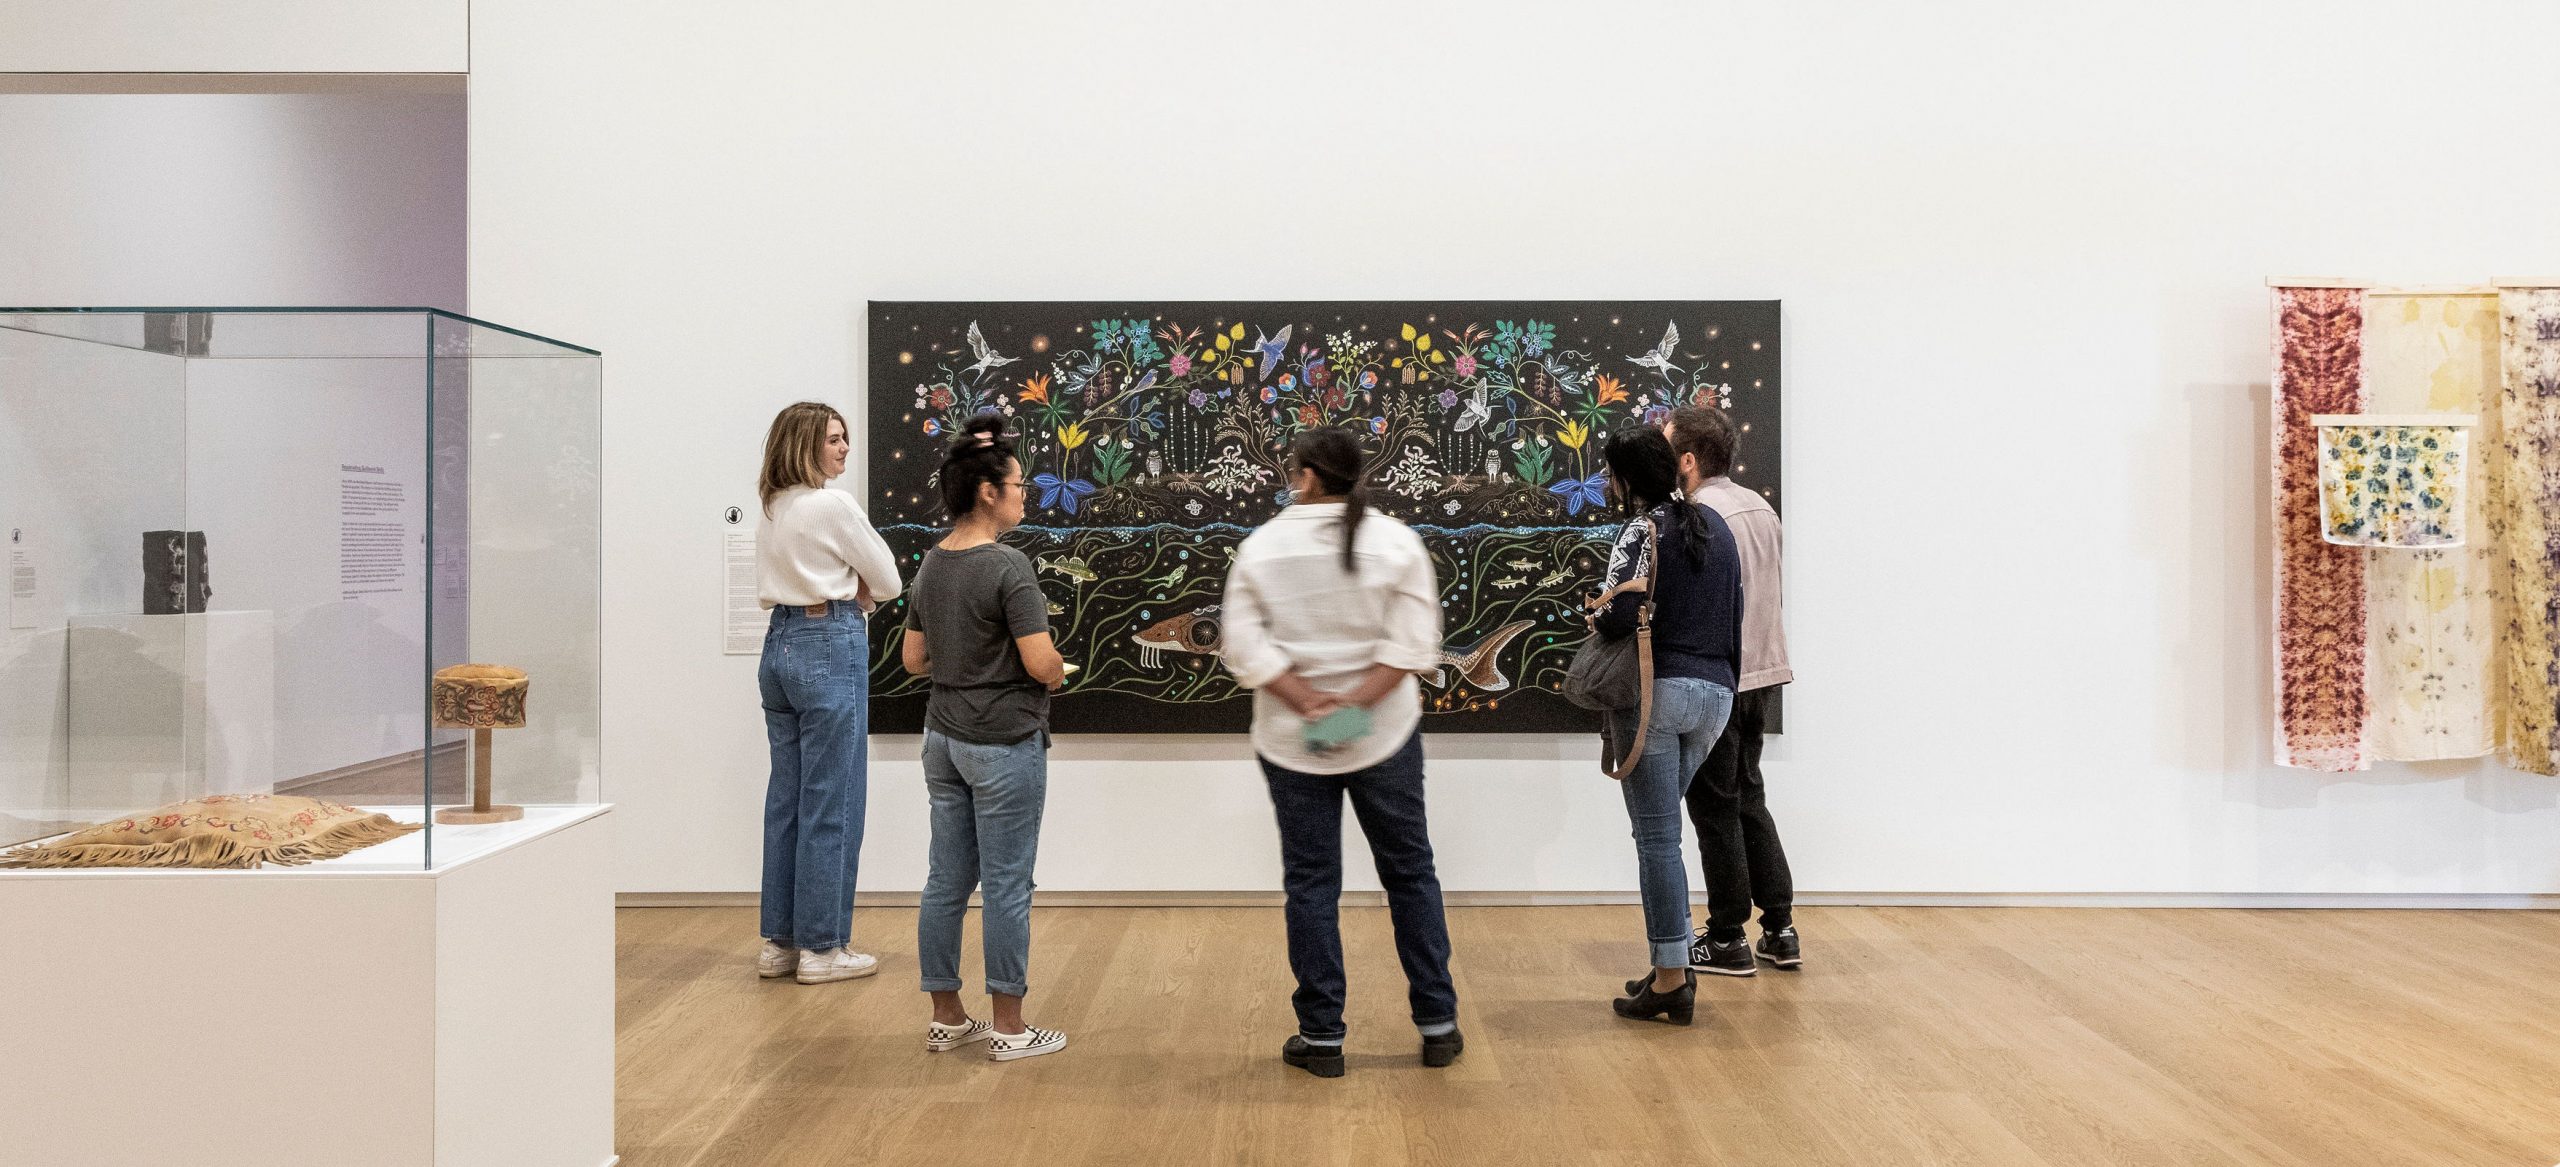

{"left": 1625, "top": 321, "right": 1680, "bottom": 378}
{"left": 1253, "top": 324, "right": 1293, "bottom": 382}
{"left": 964, "top": 320, "right": 1018, "bottom": 380}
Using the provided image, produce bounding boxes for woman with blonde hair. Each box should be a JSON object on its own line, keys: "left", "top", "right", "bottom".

{"left": 754, "top": 401, "right": 902, "bottom": 984}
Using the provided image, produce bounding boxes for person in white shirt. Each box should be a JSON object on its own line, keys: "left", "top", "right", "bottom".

{"left": 751, "top": 401, "right": 902, "bottom": 985}
{"left": 1220, "top": 426, "right": 1463, "bottom": 1078}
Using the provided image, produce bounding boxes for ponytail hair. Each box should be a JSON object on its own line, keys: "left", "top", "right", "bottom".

{"left": 1289, "top": 426, "right": 1369, "bottom": 574}
{"left": 1602, "top": 426, "right": 1707, "bottom": 566}
{"left": 939, "top": 412, "right": 1018, "bottom": 521}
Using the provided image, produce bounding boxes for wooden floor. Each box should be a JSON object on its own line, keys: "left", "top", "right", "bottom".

{"left": 615, "top": 905, "right": 2560, "bottom": 1166}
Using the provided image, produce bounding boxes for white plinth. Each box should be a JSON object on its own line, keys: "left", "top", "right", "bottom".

{"left": 0, "top": 804, "right": 616, "bottom": 1167}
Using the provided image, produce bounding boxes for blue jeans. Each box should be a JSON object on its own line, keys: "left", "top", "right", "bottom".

{"left": 1613, "top": 676, "right": 1734, "bottom": 968}
{"left": 759, "top": 603, "right": 870, "bottom": 951}
{"left": 918, "top": 729, "right": 1048, "bottom": 997}
{"left": 1260, "top": 733, "right": 1458, "bottom": 1042}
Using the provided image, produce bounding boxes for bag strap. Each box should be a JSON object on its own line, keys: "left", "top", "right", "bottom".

{"left": 1605, "top": 518, "right": 1662, "bottom": 781}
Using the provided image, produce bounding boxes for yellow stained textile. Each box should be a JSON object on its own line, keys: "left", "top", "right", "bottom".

{"left": 2498, "top": 289, "right": 2560, "bottom": 776}
{"left": 2360, "top": 294, "right": 2501, "bottom": 760}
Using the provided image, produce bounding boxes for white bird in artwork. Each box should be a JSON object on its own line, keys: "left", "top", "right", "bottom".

{"left": 1625, "top": 321, "right": 1680, "bottom": 378}
{"left": 1453, "top": 384, "right": 1494, "bottom": 432}
{"left": 1253, "top": 324, "right": 1293, "bottom": 381}
{"left": 964, "top": 321, "right": 1018, "bottom": 380}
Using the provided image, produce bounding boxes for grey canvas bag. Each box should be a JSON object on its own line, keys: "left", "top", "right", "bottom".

{"left": 1561, "top": 517, "right": 1657, "bottom": 781}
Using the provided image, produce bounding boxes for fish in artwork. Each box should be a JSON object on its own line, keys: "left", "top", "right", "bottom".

{"left": 1046, "top": 600, "right": 1065, "bottom": 616}
{"left": 1424, "top": 621, "right": 1537, "bottom": 693}
{"left": 1490, "top": 575, "right": 1527, "bottom": 589}
{"left": 1133, "top": 605, "right": 1224, "bottom": 669}
{"left": 1040, "top": 556, "right": 1099, "bottom": 583}
{"left": 1505, "top": 558, "right": 1539, "bottom": 572}
{"left": 1536, "top": 567, "right": 1573, "bottom": 588}
{"left": 1149, "top": 564, "right": 1188, "bottom": 590}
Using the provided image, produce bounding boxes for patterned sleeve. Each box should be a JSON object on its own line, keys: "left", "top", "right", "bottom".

{"left": 1593, "top": 515, "right": 1654, "bottom": 640}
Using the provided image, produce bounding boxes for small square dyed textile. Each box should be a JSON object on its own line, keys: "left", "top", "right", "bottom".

{"left": 2317, "top": 423, "right": 2468, "bottom": 547}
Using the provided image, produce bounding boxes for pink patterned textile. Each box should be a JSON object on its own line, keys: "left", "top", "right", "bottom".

{"left": 2272, "top": 287, "right": 2370, "bottom": 771}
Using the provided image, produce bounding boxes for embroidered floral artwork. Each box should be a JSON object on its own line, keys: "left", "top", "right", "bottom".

{"left": 2496, "top": 288, "right": 2560, "bottom": 775}
{"left": 2317, "top": 423, "right": 2468, "bottom": 547}
{"left": 2360, "top": 294, "right": 2503, "bottom": 761}
{"left": 2272, "top": 287, "right": 2370, "bottom": 772}
{"left": 866, "top": 300, "right": 1780, "bottom": 733}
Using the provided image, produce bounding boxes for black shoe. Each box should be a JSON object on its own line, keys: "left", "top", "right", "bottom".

{"left": 1421, "top": 1028, "right": 1464, "bottom": 1068}
{"left": 1281, "top": 1035, "right": 1345, "bottom": 1078}
{"left": 1612, "top": 969, "right": 1695, "bottom": 1025}
{"left": 1689, "top": 932, "right": 1757, "bottom": 977}
{"left": 1756, "top": 926, "right": 1803, "bottom": 969}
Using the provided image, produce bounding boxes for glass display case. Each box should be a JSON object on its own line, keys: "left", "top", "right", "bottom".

{"left": 0, "top": 308, "right": 600, "bottom": 869}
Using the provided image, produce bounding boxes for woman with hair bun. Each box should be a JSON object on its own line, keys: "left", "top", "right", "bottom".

{"left": 899, "top": 413, "right": 1071, "bottom": 1062}
{"left": 754, "top": 401, "right": 903, "bottom": 985}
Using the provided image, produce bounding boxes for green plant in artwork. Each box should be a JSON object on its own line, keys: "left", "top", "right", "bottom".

{"left": 1513, "top": 439, "right": 1555, "bottom": 488}
{"left": 1091, "top": 441, "right": 1132, "bottom": 486}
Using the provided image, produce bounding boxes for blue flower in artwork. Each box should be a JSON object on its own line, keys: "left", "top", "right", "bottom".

{"left": 1276, "top": 487, "right": 1296, "bottom": 507}
{"left": 1280, "top": 374, "right": 1298, "bottom": 391}
{"left": 1259, "top": 385, "right": 1278, "bottom": 404}
{"left": 1033, "top": 473, "right": 1098, "bottom": 515}
{"left": 923, "top": 418, "right": 942, "bottom": 436}
{"left": 1548, "top": 473, "right": 1607, "bottom": 516}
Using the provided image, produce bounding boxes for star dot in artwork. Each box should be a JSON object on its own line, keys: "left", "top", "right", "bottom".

{"left": 1750, "top": 341, "right": 1762, "bottom": 351}
{"left": 898, "top": 352, "right": 913, "bottom": 364}
{"left": 1720, "top": 361, "right": 1731, "bottom": 369}
{"left": 1706, "top": 326, "right": 1720, "bottom": 339}
{"left": 1031, "top": 335, "right": 1049, "bottom": 353}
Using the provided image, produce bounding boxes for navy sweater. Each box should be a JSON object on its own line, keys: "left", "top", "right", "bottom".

{"left": 1593, "top": 503, "right": 1744, "bottom": 691}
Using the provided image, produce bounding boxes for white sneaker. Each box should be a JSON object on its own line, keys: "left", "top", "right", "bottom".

{"left": 986, "top": 1025, "right": 1067, "bottom": 1062}
{"left": 757, "top": 940, "right": 798, "bottom": 979}
{"left": 925, "top": 1018, "right": 995, "bottom": 1053}
{"left": 794, "top": 946, "right": 880, "bottom": 984}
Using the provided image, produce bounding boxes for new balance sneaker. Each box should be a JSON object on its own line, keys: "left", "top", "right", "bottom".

{"left": 925, "top": 1018, "right": 995, "bottom": 1053}
{"left": 793, "top": 946, "right": 879, "bottom": 984}
{"left": 756, "top": 940, "right": 798, "bottom": 979}
{"left": 1756, "top": 926, "right": 1803, "bottom": 969}
{"left": 1689, "top": 932, "right": 1757, "bottom": 977}
{"left": 987, "top": 1025, "right": 1068, "bottom": 1062}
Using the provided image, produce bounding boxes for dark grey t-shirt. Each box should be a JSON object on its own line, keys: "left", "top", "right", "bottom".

{"left": 903, "top": 542, "right": 1051, "bottom": 745}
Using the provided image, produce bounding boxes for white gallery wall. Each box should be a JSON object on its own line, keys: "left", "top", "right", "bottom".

{"left": 461, "top": 0, "right": 2560, "bottom": 899}
{"left": 0, "top": 88, "right": 466, "bottom": 310}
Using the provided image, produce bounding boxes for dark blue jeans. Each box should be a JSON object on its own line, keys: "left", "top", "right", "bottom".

{"left": 757, "top": 603, "right": 869, "bottom": 951}
{"left": 1260, "top": 733, "right": 1458, "bottom": 1042}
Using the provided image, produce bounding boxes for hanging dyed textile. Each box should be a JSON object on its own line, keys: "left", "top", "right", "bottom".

{"left": 2272, "top": 286, "right": 2370, "bottom": 771}
{"left": 2358, "top": 294, "right": 2502, "bottom": 760}
{"left": 2318, "top": 421, "right": 2469, "bottom": 547}
{"left": 2496, "top": 288, "right": 2560, "bottom": 776}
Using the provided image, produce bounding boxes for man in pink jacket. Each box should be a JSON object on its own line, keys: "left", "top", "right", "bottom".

{"left": 1665, "top": 406, "right": 1799, "bottom": 977}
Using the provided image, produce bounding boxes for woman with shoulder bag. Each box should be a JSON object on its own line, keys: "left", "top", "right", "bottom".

{"left": 1584, "top": 427, "right": 1743, "bottom": 1025}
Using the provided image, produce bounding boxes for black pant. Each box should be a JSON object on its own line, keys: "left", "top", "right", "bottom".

{"left": 1685, "top": 686, "right": 1793, "bottom": 942}
{"left": 1260, "top": 733, "right": 1458, "bottom": 1041}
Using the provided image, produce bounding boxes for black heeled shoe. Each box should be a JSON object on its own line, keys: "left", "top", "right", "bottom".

{"left": 1281, "top": 1035, "right": 1345, "bottom": 1078}
{"left": 1613, "top": 968, "right": 1696, "bottom": 1025}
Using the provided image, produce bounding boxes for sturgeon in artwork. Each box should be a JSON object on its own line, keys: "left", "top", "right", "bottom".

{"left": 1130, "top": 608, "right": 1536, "bottom": 692}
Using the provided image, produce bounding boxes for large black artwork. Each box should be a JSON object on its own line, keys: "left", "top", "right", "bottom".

{"left": 867, "top": 301, "right": 1780, "bottom": 733}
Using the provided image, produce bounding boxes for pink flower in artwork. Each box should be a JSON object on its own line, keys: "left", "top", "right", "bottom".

{"left": 1453, "top": 353, "right": 1477, "bottom": 378}
{"left": 1170, "top": 352, "right": 1192, "bottom": 377}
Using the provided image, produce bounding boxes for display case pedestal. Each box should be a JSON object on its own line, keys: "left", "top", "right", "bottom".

{"left": 0, "top": 804, "right": 615, "bottom": 1167}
